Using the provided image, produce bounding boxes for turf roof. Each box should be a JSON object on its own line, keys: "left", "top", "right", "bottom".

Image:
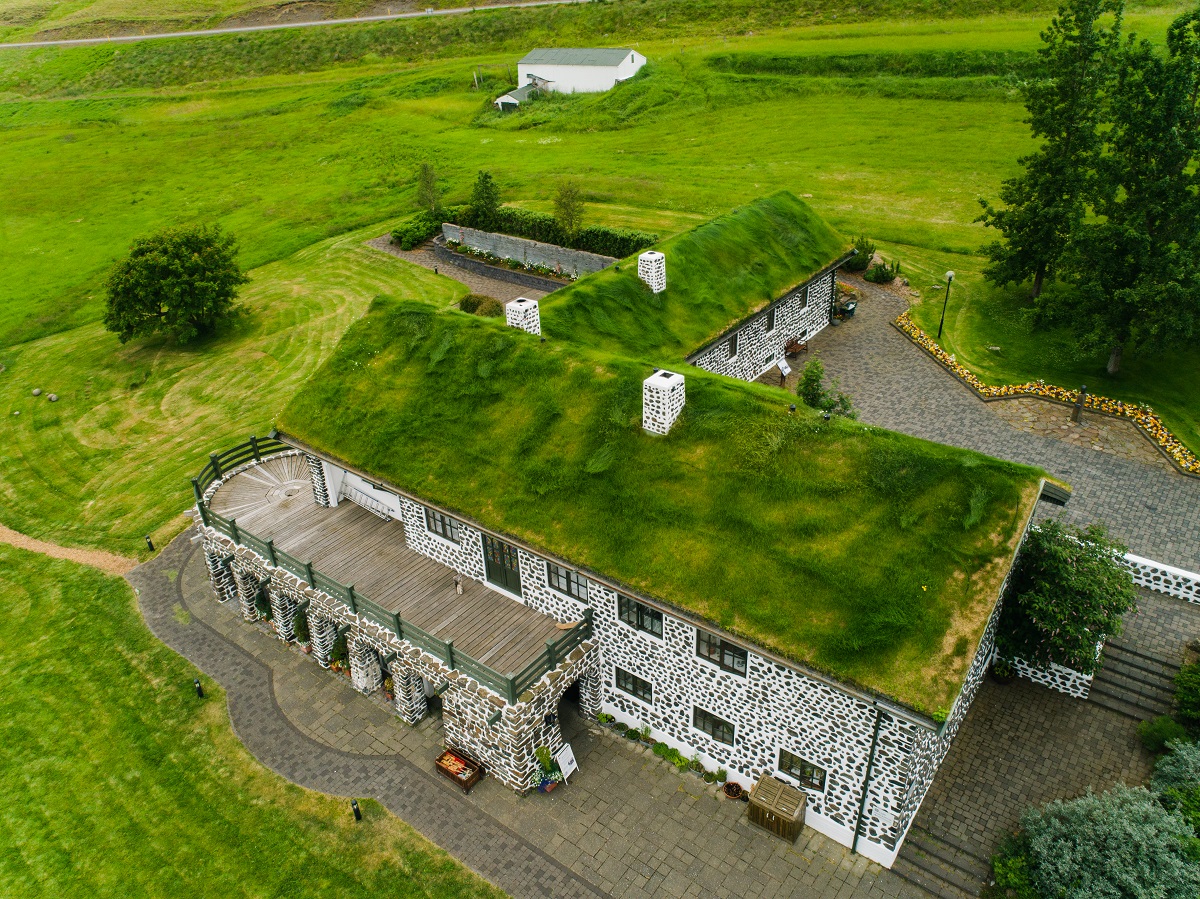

{"left": 539, "top": 191, "right": 851, "bottom": 363}
{"left": 279, "top": 238, "right": 1042, "bottom": 713}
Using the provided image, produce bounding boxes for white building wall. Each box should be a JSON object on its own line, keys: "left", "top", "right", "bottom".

{"left": 518, "top": 51, "right": 645, "bottom": 93}
{"left": 690, "top": 270, "right": 836, "bottom": 383}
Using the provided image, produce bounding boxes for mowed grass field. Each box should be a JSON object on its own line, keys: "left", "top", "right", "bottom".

{"left": 0, "top": 1, "right": 1194, "bottom": 559}
{"left": 0, "top": 543, "right": 506, "bottom": 897}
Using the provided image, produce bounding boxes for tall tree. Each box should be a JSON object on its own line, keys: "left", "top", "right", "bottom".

{"left": 103, "top": 224, "right": 247, "bottom": 345}
{"left": 1041, "top": 9, "right": 1200, "bottom": 373}
{"left": 469, "top": 170, "right": 500, "bottom": 230}
{"left": 553, "top": 179, "right": 585, "bottom": 238}
{"left": 415, "top": 162, "right": 441, "bottom": 218}
{"left": 977, "top": 0, "right": 1122, "bottom": 297}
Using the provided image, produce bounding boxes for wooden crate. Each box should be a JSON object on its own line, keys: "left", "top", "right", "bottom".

{"left": 435, "top": 748, "right": 484, "bottom": 794}
{"left": 747, "top": 775, "right": 806, "bottom": 843}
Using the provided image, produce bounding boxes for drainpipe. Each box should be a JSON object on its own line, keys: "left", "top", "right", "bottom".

{"left": 851, "top": 704, "right": 884, "bottom": 855}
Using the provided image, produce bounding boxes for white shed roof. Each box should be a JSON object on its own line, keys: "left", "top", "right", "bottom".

{"left": 518, "top": 48, "right": 635, "bottom": 67}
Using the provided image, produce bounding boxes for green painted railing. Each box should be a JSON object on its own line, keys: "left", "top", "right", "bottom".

{"left": 194, "top": 439, "right": 593, "bottom": 705}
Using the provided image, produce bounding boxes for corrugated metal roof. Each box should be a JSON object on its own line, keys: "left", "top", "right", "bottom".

{"left": 518, "top": 48, "right": 634, "bottom": 67}
{"left": 496, "top": 83, "right": 539, "bottom": 105}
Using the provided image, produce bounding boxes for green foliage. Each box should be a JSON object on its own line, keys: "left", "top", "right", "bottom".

{"left": 992, "top": 837, "right": 1041, "bottom": 899}
{"left": 597, "top": 712, "right": 615, "bottom": 725}
{"left": 1154, "top": 740, "right": 1200, "bottom": 793}
{"left": 534, "top": 745, "right": 555, "bottom": 774}
{"left": 553, "top": 179, "right": 585, "bottom": 239}
{"left": 391, "top": 211, "right": 441, "bottom": 250}
{"left": 708, "top": 49, "right": 1045, "bottom": 79}
{"left": 292, "top": 607, "right": 310, "bottom": 644}
{"left": 1175, "top": 662, "right": 1200, "bottom": 735}
{"left": 844, "top": 236, "right": 875, "bottom": 272}
{"left": 103, "top": 223, "right": 247, "bottom": 345}
{"left": 416, "top": 161, "right": 442, "bottom": 218}
{"left": 1017, "top": 786, "right": 1200, "bottom": 899}
{"left": 452, "top": 204, "right": 655, "bottom": 258}
{"left": 797, "top": 357, "right": 856, "bottom": 418}
{"left": 997, "top": 520, "right": 1136, "bottom": 675}
{"left": 1140, "top": 715, "right": 1190, "bottom": 754}
{"left": 993, "top": 657, "right": 1015, "bottom": 679}
{"left": 331, "top": 632, "right": 348, "bottom": 664}
{"left": 863, "top": 258, "right": 901, "bottom": 283}
{"left": 475, "top": 298, "right": 504, "bottom": 318}
{"left": 468, "top": 171, "right": 500, "bottom": 231}
{"left": 458, "top": 294, "right": 488, "bottom": 314}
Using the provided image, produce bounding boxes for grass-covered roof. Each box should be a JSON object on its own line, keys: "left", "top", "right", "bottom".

{"left": 540, "top": 191, "right": 851, "bottom": 362}
{"left": 279, "top": 291, "right": 1041, "bottom": 713}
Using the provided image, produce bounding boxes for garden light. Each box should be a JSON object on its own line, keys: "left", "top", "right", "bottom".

{"left": 194, "top": 678, "right": 203, "bottom": 698}
{"left": 937, "top": 271, "right": 955, "bottom": 340}
{"left": 145, "top": 535, "right": 154, "bottom": 551}
{"left": 351, "top": 799, "right": 362, "bottom": 821}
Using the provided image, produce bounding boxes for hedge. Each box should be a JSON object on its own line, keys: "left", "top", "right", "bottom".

{"left": 452, "top": 204, "right": 656, "bottom": 258}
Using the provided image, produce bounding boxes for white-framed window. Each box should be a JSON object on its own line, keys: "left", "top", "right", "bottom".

{"left": 425, "top": 509, "right": 462, "bottom": 544}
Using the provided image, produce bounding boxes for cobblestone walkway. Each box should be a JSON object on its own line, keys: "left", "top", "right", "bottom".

{"left": 810, "top": 279, "right": 1200, "bottom": 572}
{"left": 131, "top": 530, "right": 923, "bottom": 899}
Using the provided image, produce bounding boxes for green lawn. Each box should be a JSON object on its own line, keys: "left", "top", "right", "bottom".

{"left": 0, "top": 542, "right": 506, "bottom": 897}
{"left": 0, "top": 2, "right": 1195, "bottom": 561}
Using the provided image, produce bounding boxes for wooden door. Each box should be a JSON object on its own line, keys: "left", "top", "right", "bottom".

{"left": 483, "top": 535, "right": 522, "bottom": 596}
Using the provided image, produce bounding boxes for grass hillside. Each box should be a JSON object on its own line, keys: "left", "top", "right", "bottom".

{"left": 0, "top": 543, "right": 504, "bottom": 897}
{"left": 541, "top": 192, "right": 849, "bottom": 361}
{"left": 279, "top": 298, "right": 1041, "bottom": 713}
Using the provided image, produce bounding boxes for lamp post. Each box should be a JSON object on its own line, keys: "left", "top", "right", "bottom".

{"left": 937, "top": 271, "right": 955, "bottom": 340}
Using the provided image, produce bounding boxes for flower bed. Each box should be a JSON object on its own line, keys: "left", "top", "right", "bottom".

{"left": 894, "top": 311, "right": 1200, "bottom": 477}
{"left": 446, "top": 240, "right": 575, "bottom": 282}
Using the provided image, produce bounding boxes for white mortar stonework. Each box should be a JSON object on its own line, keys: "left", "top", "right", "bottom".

{"left": 1125, "top": 553, "right": 1200, "bottom": 603}
{"left": 505, "top": 297, "right": 541, "bottom": 336}
{"left": 643, "top": 370, "right": 686, "bottom": 435}
{"left": 1008, "top": 656, "right": 1094, "bottom": 698}
{"left": 306, "top": 454, "right": 331, "bottom": 507}
{"left": 638, "top": 251, "right": 666, "bottom": 293}
{"left": 690, "top": 271, "right": 836, "bottom": 383}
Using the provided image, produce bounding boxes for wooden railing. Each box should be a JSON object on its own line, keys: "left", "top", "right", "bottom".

{"left": 193, "top": 439, "right": 593, "bottom": 704}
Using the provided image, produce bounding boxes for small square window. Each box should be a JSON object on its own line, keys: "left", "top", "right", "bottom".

{"left": 779, "top": 749, "right": 826, "bottom": 791}
{"left": 546, "top": 562, "right": 589, "bottom": 602}
{"left": 618, "top": 596, "right": 663, "bottom": 638}
{"left": 615, "top": 667, "right": 653, "bottom": 703}
{"left": 766, "top": 307, "right": 777, "bottom": 333}
{"left": 425, "top": 509, "right": 461, "bottom": 544}
{"left": 693, "top": 706, "right": 735, "bottom": 746}
{"left": 696, "top": 630, "right": 748, "bottom": 676}
{"left": 727, "top": 333, "right": 738, "bottom": 359}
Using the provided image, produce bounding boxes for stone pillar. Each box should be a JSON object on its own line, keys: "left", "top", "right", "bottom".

{"left": 306, "top": 455, "right": 330, "bottom": 507}
{"left": 390, "top": 665, "right": 428, "bottom": 725}
{"left": 232, "top": 564, "right": 262, "bottom": 622}
{"left": 309, "top": 611, "right": 336, "bottom": 668}
{"left": 349, "top": 636, "right": 383, "bottom": 695}
{"left": 269, "top": 584, "right": 297, "bottom": 643}
{"left": 642, "top": 369, "right": 686, "bottom": 435}
{"left": 203, "top": 540, "right": 236, "bottom": 604}
{"left": 577, "top": 666, "right": 602, "bottom": 720}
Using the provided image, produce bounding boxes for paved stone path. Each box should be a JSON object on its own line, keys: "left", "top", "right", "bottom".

{"left": 810, "top": 278, "right": 1200, "bottom": 572}
{"left": 367, "top": 236, "right": 549, "bottom": 305}
{"left": 132, "top": 530, "right": 923, "bottom": 899}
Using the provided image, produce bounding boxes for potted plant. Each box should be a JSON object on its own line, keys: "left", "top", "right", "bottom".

{"left": 293, "top": 608, "right": 310, "bottom": 650}
{"left": 992, "top": 657, "right": 1016, "bottom": 685}
{"left": 689, "top": 753, "right": 704, "bottom": 774}
{"left": 383, "top": 675, "right": 395, "bottom": 702}
{"left": 703, "top": 770, "right": 717, "bottom": 784}
{"left": 596, "top": 712, "right": 614, "bottom": 726}
{"left": 723, "top": 782, "right": 743, "bottom": 800}
{"left": 716, "top": 768, "right": 728, "bottom": 784}
{"left": 638, "top": 725, "right": 652, "bottom": 745}
{"left": 535, "top": 745, "right": 563, "bottom": 793}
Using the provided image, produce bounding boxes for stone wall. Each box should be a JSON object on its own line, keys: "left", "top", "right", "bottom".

{"left": 441, "top": 224, "right": 616, "bottom": 277}
{"left": 689, "top": 270, "right": 836, "bottom": 383}
{"left": 1125, "top": 552, "right": 1200, "bottom": 603}
{"left": 1009, "top": 655, "right": 1095, "bottom": 699}
{"left": 431, "top": 242, "right": 564, "bottom": 293}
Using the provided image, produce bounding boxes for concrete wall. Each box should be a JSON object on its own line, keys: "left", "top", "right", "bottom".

{"left": 442, "top": 224, "right": 615, "bottom": 278}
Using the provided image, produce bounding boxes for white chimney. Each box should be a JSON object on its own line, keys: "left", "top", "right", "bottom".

{"left": 505, "top": 297, "right": 541, "bottom": 335}
{"left": 638, "top": 251, "right": 666, "bottom": 294}
{"left": 642, "top": 369, "right": 685, "bottom": 435}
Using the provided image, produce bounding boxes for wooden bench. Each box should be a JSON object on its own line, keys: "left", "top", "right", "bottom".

{"left": 784, "top": 339, "right": 809, "bottom": 356}
{"left": 435, "top": 748, "right": 484, "bottom": 794}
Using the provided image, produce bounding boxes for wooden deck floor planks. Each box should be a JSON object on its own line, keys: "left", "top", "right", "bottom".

{"left": 210, "top": 458, "right": 563, "bottom": 676}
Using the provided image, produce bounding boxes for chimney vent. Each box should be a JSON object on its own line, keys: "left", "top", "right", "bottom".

{"left": 638, "top": 251, "right": 666, "bottom": 294}
{"left": 642, "top": 369, "right": 685, "bottom": 435}
{"left": 505, "top": 297, "right": 541, "bottom": 335}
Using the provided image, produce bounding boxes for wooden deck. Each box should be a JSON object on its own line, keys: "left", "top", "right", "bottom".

{"left": 209, "top": 456, "right": 566, "bottom": 677}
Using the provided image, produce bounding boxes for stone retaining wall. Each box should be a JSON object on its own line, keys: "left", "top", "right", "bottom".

{"left": 442, "top": 223, "right": 615, "bottom": 277}
{"left": 1125, "top": 553, "right": 1200, "bottom": 604}
{"left": 431, "top": 241, "right": 565, "bottom": 293}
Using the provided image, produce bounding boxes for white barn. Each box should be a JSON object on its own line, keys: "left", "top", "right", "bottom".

{"left": 517, "top": 47, "right": 646, "bottom": 94}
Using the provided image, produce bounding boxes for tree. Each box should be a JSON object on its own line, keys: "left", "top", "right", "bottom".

{"left": 977, "top": 0, "right": 1122, "bottom": 298}
{"left": 415, "top": 161, "right": 441, "bottom": 218}
{"left": 1043, "top": 11, "right": 1200, "bottom": 373}
{"left": 997, "top": 520, "right": 1136, "bottom": 674}
{"left": 469, "top": 170, "right": 500, "bottom": 231}
{"left": 797, "top": 357, "right": 855, "bottom": 418}
{"left": 103, "top": 224, "right": 247, "bottom": 345}
{"left": 553, "top": 179, "right": 585, "bottom": 238}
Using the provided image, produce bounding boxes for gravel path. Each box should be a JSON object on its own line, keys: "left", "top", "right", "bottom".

{"left": 367, "top": 236, "right": 548, "bottom": 304}
{"left": 810, "top": 278, "right": 1200, "bottom": 571}
{"left": 0, "top": 523, "right": 137, "bottom": 575}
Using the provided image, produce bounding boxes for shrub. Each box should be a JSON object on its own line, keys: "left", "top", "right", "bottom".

{"left": 1019, "top": 786, "right": 1199, "bottom": 899}
{"left": 390, "top": 211, "right": 439, "bottom": 250}
{"left": 863, "top": 259, "right": 901, "bottom": 283}
{"left": 1140, "top": 715, "right": 1191, "bottom": 754}
{"left": 254, "top": 589, "right": 272, "bottom": 620}
{"left": 292, "top": 608, "right": 310, "bottom": 643}
{"left": 652, "top": 741, "right": 672, "bottom": 758}
{"left": 843, "top": 235, "right": 875, "bottom": 272}
{"left": 797, "top": 357, "right": 855, "bottom": 418}
{"left": 997, "top": 520, "right": 1137, "bottom": 676}
{"left": 716, "top": 768, "right": 728, "bottom": 783}
{"left": 597, "top": 712, "right": 614, "bottom": 725}
{"left": 469, "top": 170, "right": 500, "bottom": 231}
{"left": 991, "top": 840, "right": 1040, "bottom": 899}
{"left": 447, "top": 204, "right": 656, "bottom": 258}
{"left": 475, "top": 298, "right": 504, "bottom": 317}
{"left": 673, "top": 755, "right": 690, "bottom": 772}
{"left": 1176, "top": 662, "right": 1200, "bottom": 735}
{"left": 1155, "top": 742, "right": 1200, "bottom": 833}
{"left": 534, "top": 745, "right": 558, "bottom": 776}
{"left": 330, "top": 633, "right": 348, "bottom": 664}
{"left": 458, "top": 294, "right": 487, "bottom": 314}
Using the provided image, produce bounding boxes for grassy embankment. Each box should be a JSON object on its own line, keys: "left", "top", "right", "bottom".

{"left": 0, "top": 543, "right": 506, "bottom": 897}
{"left": 0, "top": 3, "right": 1193, "bottom": 560}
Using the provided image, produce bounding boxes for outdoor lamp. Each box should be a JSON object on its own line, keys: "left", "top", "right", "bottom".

{"left": 351, "top": 799, "right": 362, "bottom": 821}
{"left": 937, "top": 271, "right": 955, "bottom": 341}
{"left": 194, "top": 678, "right": 203, "bottom": 698}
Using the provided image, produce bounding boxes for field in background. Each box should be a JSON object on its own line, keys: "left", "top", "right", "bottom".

{"left": 0, "top": 542, "right": 505, "bottom": 897}
{"left": 0, "top": 2, "right": 1195, "bottom": 558}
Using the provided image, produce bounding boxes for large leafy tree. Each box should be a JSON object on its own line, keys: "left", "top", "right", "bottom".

{"left": 1043, "top": 10, "right": 1200, "bottom": 373}
{"left": 978, "top": 0, "right": 1122, "bottom": 298}
{"left": 103, "top": 224, "right": 247, "bottom": 345}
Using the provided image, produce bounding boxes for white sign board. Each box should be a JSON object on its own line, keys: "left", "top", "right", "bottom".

{"left": 777, "top": 359, "right": 792, "bottom": 377}
{"left": 555, "top": 743, "right": 579, "bottom": 784}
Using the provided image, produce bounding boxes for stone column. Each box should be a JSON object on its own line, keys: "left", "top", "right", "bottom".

{"left": 269, "top": 583, "right": 297, "bottom": 642}
{"left": 577, "top": 666, "right": 602, "bottom": 720}
{"left": 390, "top": 665, "right": 428, "bottom": 725}
{"left": 231, "top": 564, "right": 262, "bottom": 622}
{"left": 306, "top": 455, "right": 330, "bottom": 507}
{"left": 309, "top": 611, "right": 336, "bottom": 668}
{"left": 203, "top": 540, "right": 236, "bottom": 604}
{"left": 349, "top": 636, "right": 383, "bottom": 695}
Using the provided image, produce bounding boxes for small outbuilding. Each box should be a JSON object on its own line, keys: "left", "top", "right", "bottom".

{"left": 517, "top": 47, "right": 645, "bottom": 96}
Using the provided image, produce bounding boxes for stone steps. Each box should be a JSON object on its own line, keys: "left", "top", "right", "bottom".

{"left": 1089, "top": 642, "right": 1178, "bottom": 721}
{"left": 893, "top": 826, "right": 990, "bottom": 899}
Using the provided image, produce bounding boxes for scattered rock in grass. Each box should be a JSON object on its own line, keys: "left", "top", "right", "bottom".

{"left": 988, "top": 346, "right": 1002, "bottom": 353}
{"left": 48, "top": 394, "right": 58, "bottom": 402}
{"left": 31, "top": 388, "right": 41, "bottom": 396}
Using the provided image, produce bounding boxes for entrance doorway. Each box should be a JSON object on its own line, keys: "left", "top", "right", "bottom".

{"left": 483, "top": 534, "right": 522, "bottom": 596}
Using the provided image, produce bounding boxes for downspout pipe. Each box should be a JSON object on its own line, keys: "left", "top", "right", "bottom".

{"left": 851, "top": 704, "right": 885, "bottom": 855}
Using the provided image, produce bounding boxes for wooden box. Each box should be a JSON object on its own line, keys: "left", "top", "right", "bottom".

{"left": 747, "top": 774, "right": 806, "bottom": 843}
{"left": 435, "top": 748, "right": 483, "bottom": 794}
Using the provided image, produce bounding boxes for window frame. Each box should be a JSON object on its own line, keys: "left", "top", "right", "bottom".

{"left": 696, "top": 630, "right": 748, "bottom": 677}
{"left": 615, "top": 667, "right": 653, "bottom": 704}
{"left": 546, "top": 562, "right": 589, "bottom": 602}
{"left": 693, "top": 706, "right": 735, "bottom": 746}
{"left": 765, "top": 306, "right": 777, "bottom": 334}
{"left": 424, "top": 508, "right": 462, "bottom": 545}
{"left": 727, "top": 332, "right": 739, "bottom": 359}
{"left": 617, "top": 595, "right": 663, "bottom": 638}
{"left": 779, "top": 749, "right": 827, "bottom": 791}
